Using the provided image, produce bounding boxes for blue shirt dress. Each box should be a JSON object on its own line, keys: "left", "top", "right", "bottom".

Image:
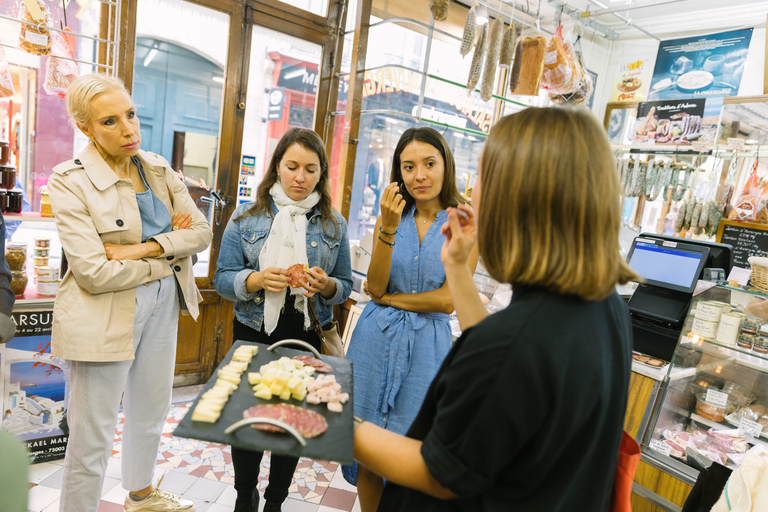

{"left": 342, "top": 209, "right": 453, "bottom": 483}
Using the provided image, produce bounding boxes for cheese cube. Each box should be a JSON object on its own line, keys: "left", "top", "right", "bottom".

{"left": 254, "top": 387, "right": 273, "bottom": 400}
{"left": 270, "top": 382, "right": 284, "bottom": 395}
{"left": 302, "top": 366, "right": 315, "bottom": 376}
{"left": 279, "top": 388, "right": 292, "bottom": 401}
{"left": 274, "top": 370, "right": 290, "bottom": 387}
{"left": 191, "top": 406, "right": 220, "bottom": 423}
{"left": 291, "top": 387, "right": 308, "bottom": 401}
{"left": 286, "top": 375, "right": 302, "bottom": 391}
{"left": 248, "top": 372, "right": 262, "bottom": 385}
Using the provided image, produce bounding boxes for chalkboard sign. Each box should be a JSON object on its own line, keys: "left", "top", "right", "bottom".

{"left": 716, "top": 220, "right": 768, "bottom": 268}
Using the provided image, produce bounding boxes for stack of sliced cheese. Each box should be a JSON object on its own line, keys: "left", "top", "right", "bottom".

{"left": 249, "top": 356, "right": 315, "bottom": 402}
{"left": 191, "top": 344, "right": 259, "bottom": 423}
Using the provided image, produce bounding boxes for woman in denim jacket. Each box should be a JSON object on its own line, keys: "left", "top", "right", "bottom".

{"left": 214, "top": 128, "right": 352, "bottom": 512}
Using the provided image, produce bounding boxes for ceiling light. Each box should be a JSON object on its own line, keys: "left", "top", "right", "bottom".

{"left": 376, "top": 138, "right": 382, "bottom": 142}
{"left": 746, "top": 139, "right": 758, "bottom": 145}
{"left": 379, "top": 145, "right": 384, "bottom": 149}
{"left": 212, "top": 76, "right": 224, "bottom": 83}
{"left": 143, "top": 47, "right": 158, "bottom": 67}
{"left": 384, "top": 118, "right": 399, "bottom": 124}
{"left": 455, "top": 133, "right": 465, "bottom": 138}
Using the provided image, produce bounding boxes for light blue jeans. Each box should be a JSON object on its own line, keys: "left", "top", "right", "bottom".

{"left": 59, "top": 276, "right": 179, "bottom": 512}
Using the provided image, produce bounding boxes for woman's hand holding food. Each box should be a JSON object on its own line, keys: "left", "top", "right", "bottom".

{"left": 379, "top": 182, "right": 406, "bottom": 234}
{"left": 441, "top": 204, "right": 477, "bottom": 269}
{"left": 249, "top": 267, "right": 290, "bottom": 293}
{"left": 302, "top": 266, "right": 333, "bottom": 298}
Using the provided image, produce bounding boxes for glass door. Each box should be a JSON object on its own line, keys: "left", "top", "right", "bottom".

{"left": 238, "top": 26, "right": 323, "bottom": 203}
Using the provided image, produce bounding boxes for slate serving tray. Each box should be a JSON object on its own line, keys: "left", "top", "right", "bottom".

{"left": 173, "top": 339, "right": 354, "bottom": 464}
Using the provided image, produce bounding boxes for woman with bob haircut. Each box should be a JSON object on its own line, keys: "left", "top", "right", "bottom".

{"left": 342, "top": 127, "right": 478, "bottom": 510}
{"left": 351, "top": 107, "right": 638, "bottom": 511}
{"left": 49, "top": 74, "right": 212, "bottom": 512}
{"left": 214, "top": 127, "right": 352, "bottom": 512}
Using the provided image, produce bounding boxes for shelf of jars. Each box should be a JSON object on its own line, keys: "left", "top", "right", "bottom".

{"left": 6, "top": 236, "right": 60, "bottom": 306}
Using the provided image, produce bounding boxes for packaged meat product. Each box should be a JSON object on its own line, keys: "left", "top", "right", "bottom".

{"left": 663, "top": 439, "right": 685, "bottom": 458}
{"left": 728, "top": 164, "right": 759, "bottom": 221}
{"left": 480, "top": 17, "right": 503, "bottom": 101}
{"left": 429, "top": 0, "right": 449, "bottom": 21}
{"left": 459, "top": 2, "right": 477, "bottom": 57}
{"left": 244, "top": 403, "right": 328, "bottom": 438}
{"left": 540, "top": 27, "right": 581, "bottom": 95}
{"left": 509, "top": 36, "right": 547, "bottom": 96}
{"left": 0, "top": 47, "right": 14, "bottom": 99}
{"left": 466, "top": 22, "right": 487, "bottom": 92}
{"left": 548, "top": 44, "right": 593, "bottom": 105}
{"left": 44, "top": 32, "right": 80, "bottom": 98}
{"left": 498, "top": 25, "right": 516, "bottom": 68}
{"left": 18, "top": 0, "right": 53, "bottom": 56}
{"left": 508, "top": 37, "right": 523, "bottom": 92}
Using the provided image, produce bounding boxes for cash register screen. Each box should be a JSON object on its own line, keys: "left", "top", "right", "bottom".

{"left": 627, "top": 239, "right": 709, "bottom": 294}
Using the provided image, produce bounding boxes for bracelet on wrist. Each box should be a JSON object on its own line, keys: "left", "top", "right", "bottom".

{"left": 353, "top": 415, "right": 364, "bottom": 431}
{"left": 379, "top": 226, "right": 397, "bottom": 236}
{"left": 387, "top": 292, "right": 398, "bottom": 306}
{"left": 378, "top": 236, "right": 395, "bottom": 248}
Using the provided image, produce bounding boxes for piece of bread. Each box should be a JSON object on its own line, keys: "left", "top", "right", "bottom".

{"left": 510, "top": 36, "right": 547, "bottom": 96}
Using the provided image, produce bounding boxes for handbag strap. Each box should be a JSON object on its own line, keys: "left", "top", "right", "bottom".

{"left": 307, "top": 298, "right": 326, "bottom": 343}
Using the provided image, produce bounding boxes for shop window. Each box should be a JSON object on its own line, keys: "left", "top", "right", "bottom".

{"left": 238, "top": 26, "right": 322, "bottom": 206}
{"left": 0, "top": 0, "right": 108, "bottom": 277}
{"left": 133, "top": 0, "right": 230, "bottom": 278}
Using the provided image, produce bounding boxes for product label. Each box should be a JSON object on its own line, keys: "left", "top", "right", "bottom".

{"left": 727, "top": 138, "right": 746, "bottom": 150}
{"left": 544, "top": 51, "right": 558, "bottom": 66}
{"left": 692, "top": 141, "right": 708, "bottom": 152}
{"left": 24, "top": 31, "right": 49, "bottom": 47}
{"left": 706, "top": 389, "right": 729, "bottom": 408}
{"left": 663, "top": 241, "right": 678, "bottom": 248}
{"left": 739, "top": 417, "right": 763, "bottom": 438}
{"left": 649, "top": 439, "right": 672, "bottom": 457}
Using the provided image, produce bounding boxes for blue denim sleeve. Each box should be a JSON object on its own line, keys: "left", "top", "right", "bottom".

{"left": 213, "top": 212, "right": 259, "bottom": 303}
{"left": 321, "top": 215, "right": 353, "bottom": 306}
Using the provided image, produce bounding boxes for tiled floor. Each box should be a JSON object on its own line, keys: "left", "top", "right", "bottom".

{"left": 26, "top": 386, "right": 361, "bottom": 512}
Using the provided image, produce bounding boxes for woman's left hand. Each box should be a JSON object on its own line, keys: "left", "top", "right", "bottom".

{"left": 302, "top": 266, "right": 331, "bottom": 298}
{"left": 172, "top": 213, "right": 192, "bottom": 231}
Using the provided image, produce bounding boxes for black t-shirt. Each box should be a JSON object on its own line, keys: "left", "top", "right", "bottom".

{"left": 377, "top": 287, "right": 633, "bottom": 512}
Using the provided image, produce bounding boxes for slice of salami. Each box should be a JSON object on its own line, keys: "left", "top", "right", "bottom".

{"left": 244, "top": 404, "right": 328, "bottom": 438}
{"left": 287, "top": 263, "right": 310, "bottom": 288}
{"left": 293, "top": 355, "right": 332, "bottom": 373}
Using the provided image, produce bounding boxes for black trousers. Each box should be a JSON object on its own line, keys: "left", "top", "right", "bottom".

{"left": 231, "top": 311, "right": 321, "bottom": 508}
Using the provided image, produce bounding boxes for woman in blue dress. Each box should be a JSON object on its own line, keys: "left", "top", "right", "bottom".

{"left": 343, "top": 127, "right": 479, "bottom": 511}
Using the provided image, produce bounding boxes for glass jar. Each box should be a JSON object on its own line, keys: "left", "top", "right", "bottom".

{"left": 6, "top": 189, "right": 22, "bottom": 213}
{"left": 10, "top": 270, "right": 27, "bottom": 297}
{"left": 737, "top": 333, "right": 756, "bottom": 349}
{"left": 755, "top": 336, "right": 768, "bottom": 353}
{"left": 5, "top": 242, "right": 26, "bottom": 271}
{"left": 741, "top": 316, "right": 762, "bottom": 335}
{"left": 0, "top": 164, "right": 17, "bottom": 189}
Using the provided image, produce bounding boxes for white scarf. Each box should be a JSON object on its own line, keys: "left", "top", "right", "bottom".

{"left": 259, "top": 182, "right": 321, "bottom": 335}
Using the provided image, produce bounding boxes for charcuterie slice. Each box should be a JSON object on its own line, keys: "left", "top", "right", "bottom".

{"left": 293, "top": 355, "right": 332, "bottom": 373}
{"left": 244, "top": 404, "right": 328, "bottom": 438}
{"left": 287, "top": 263, "right": 310, "bottom": 288}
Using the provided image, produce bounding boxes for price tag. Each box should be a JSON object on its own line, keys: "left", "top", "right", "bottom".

{"left": 22, "top": 0, "right": 44, "bottom": 21}
{"left": 692, "top": 141, "right": 708, "bottom": 152}
{"left": 727, "top": 138, "right": 746, "bottom": 150}
{"left": 738, "top": 417, "right": 763, "bottom": 438}
{"left": 649, "top": 439, "right": 672, "bottom": 457}
{"left": 705, "top": 389, "right": 729, "bottom": 408}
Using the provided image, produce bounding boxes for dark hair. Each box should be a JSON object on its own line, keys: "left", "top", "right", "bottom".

{"left": 238, "top": 128, "right": 338, "bottom": 236}
{"left": 389, "top": 127, "right": 466, "bottom": 214}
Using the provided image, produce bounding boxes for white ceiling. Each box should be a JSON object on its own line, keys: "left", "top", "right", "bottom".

{"left": 459, "top": 0, "right": 768, "bottom": 41}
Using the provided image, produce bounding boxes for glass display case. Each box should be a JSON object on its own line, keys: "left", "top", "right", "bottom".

{"left": 642, "top": 283, "right": 768, "bottom": 483}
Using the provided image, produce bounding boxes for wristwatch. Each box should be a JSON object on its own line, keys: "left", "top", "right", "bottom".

{"left": 353, "top": 415, "right": 364, "bottom": 431}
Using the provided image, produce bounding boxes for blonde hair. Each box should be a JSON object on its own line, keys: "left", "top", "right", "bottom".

{"left": 478, "top": 107, "right": 638, "bottom": 301}
{"left": 66, "top": 73, "right": 131, "bottom": 128}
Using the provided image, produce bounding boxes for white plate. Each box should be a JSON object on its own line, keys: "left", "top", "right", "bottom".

{"left": 677, "top": 71, "right": 714, "bottom": 92}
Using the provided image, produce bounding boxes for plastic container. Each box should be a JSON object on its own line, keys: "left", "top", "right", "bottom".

{"left": 5, "top": 242, "right": 26, "bottom": 271}
{"left": 37, "top": 279, "right": 59, "bottom": 296}
{"left": 695, "top": 393, "right": 731, "bottom": 422}
{"left": 33, "top": 248, "right": 49, "bottom": 258}
{"left": 36, "top": 266, "right": 58, "bottom": 281}
{"left": 722, "top": 382, "right": 757, "bottom": 413}
{"left": 10, "top": 270, "right": 27, "bottom": 296}
{"left": 34, "top": 237, "right": 51, "bottom": 248}
{"left": 32, "top": 256, "right": 48, "bottom": 267}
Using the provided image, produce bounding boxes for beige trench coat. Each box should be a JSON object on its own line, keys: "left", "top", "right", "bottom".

{"left": 47, "top": 144, "right": 213, "bottom": 362}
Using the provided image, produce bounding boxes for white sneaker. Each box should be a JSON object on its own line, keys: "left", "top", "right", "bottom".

{"left": 124, "top": 474, "right": 195, "bottom": 511}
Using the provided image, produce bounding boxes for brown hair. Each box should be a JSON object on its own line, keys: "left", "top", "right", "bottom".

{"left": 239, "top": 128, "right": 338, "bottom": 237}
{"left": 390, "top": 127, "right": 466, "bottom": 214}
{"left": 478, "top": 107, "right": 638, "bottom": 301}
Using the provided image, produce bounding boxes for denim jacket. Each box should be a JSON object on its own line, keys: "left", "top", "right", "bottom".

{"left": 213, "top": 201, "right": 353, "bottom": 332}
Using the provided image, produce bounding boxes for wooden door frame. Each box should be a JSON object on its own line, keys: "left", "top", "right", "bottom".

{"left": 118, "top": 0, "right": 350, "bottom": 379}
